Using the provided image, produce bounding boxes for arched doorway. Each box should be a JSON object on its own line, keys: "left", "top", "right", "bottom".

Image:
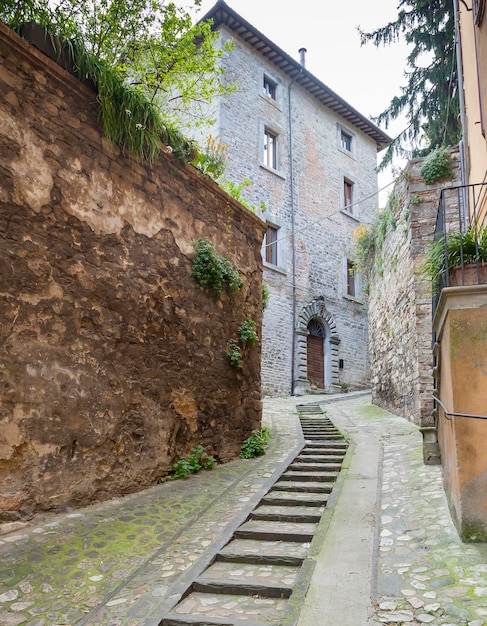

{"left": 307, "top": 319, "right": 325, "bottom": 388}
{"left": 294, "top": 299, "right": 341, "bottom": 395}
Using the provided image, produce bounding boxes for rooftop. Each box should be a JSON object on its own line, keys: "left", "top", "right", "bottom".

{"left": 201, "top": 0, "right": 392, "bottom": 151}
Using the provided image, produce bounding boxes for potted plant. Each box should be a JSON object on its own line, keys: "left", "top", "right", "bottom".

{"left": 422, "top": 223, "right": 487, "bottom": 291}
{"left": 340, "top": 382, "right": 350, "bottom": 393}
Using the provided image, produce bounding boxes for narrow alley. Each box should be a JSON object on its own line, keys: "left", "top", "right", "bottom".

{"left": 1, "top": 393, "right": 487, "bottom": 626}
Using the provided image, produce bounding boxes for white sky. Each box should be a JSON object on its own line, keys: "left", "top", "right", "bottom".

{"left": 188, "top": 0, "right": 411, "bottom": 205}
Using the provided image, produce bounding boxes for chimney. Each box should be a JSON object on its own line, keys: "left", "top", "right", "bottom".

{"left": 299, "top": 48, "right": 307, "bottom": 68}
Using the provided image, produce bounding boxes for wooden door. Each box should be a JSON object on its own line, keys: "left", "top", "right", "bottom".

{"left": 307, "top": 334, "right": 324, "bottom": 388}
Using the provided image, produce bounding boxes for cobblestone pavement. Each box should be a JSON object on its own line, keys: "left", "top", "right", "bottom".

{"left": 1, "top": 393, "right": 487, "bottom": 626}
{"left": 0, "top": 397, "right": 302, "bottom": 626}
{"left": 325, "top": 396, "right": 487, "bottom": 626}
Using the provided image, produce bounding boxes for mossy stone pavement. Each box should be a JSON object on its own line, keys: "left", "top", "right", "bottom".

{"left": 2, "top": 393, "right": 487, "bottom": 626}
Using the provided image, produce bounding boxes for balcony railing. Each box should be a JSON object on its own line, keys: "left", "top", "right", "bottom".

{"left": 431, "top": 182, "right": 487, "bottom": 318}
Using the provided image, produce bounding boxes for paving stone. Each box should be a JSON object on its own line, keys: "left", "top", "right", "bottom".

{"left": 2, "top": 394, "right": 487, "bottom": 626}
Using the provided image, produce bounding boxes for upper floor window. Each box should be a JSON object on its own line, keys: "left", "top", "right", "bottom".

{"left": 344, "top": 258, "right": 362, "bottom": 301}
{"left": 343, "top": 178, "right": 354, "bottom": 213}
{"left": 263, "top": 75, "right": 277, "bottom": 100}
{"left": 341, "top": 130, "right": 353, "bottom": 152}
{"left": 346, "top": 259, "right": 357, "bottom": 297}
{"left": 263, "top": 128, "right": 278, "bottom": 169}
{"left": 265, "top": 224, "right": 279, "bottom": 265}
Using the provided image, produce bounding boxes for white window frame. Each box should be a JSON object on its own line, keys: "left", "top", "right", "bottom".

{"left": 263, "top": 127, "right": 278, "bottom": 169}
{"left": 263, "top": 74, "right": 278, "bottom": 101}
{"left": 340, "top": 172, "right": 359, "bottom": 219}
{"left": 343, "top": 257, "right": 362, "bottom": 302}
{"left": 262, "top": 221, "right": 286, "bottom": 272}
{"left": 337, "top": 124, "right": 355, "bottom": 156}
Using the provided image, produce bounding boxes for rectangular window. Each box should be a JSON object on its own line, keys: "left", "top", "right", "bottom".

{"left": 264, "top": 128, "right": 278, "bottom": 169}
{"left": 263, "top": 75, "right": 277, "bottom": 100}
{"left": 347, "top": 259, "right": 356, "bottom": 297}
{"left": 343, "top": 178, "right": 354, "bottom": 212}
{"left": 341, "top": 130, "right": 352, "bottom": 152}
{"left": 265, "top": 225, "right": 278, "bottom": 265}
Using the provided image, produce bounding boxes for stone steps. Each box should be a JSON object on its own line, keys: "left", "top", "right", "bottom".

{"left": 260, "top": 491, "right": 329, "bottom": 507}
{"left": 158, "top": 402, "right": 349, "bottom": 625}
{"left": 250, "top": 504, "right": 324, "bottom": 523}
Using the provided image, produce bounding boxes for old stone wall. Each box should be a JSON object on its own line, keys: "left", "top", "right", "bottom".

{"left": 0, "top": 23, "right": 266, "bottom": 521}
{"left": 368, "top": 148, "right": 460, "bottom": 424}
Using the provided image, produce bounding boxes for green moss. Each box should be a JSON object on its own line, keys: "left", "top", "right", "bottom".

{"left": 461, "top": 519, "right": 487, "bottom": 543}
{"left": 356, "top": 403, "right": 391, "bottom": 418}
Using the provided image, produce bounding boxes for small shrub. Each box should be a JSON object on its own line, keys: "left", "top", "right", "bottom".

{"left": 238, "top": 315, "right": 258, "bottom": 347}
{"left": 172, "top": 445, "right": 215, "bottom": 479}
{"left": 192, "top": 134, "right": 228, "bottom": 180}
{"left": 226, "top": 316, "right": 259, "bottom": 368}
{"left": 221, "top": 179, "right": 266, "bottom": 213}
{"left": 240, "top": 427, "right": 271, "bottom": 459}
{"left": 191, "top": 239, "right": 244, "bottom": 294}
{"left": 226, "top": 339, "right": 243, "bottom": 368}
{"left": 420, "top": 147, "right": 453, "bottom": 185}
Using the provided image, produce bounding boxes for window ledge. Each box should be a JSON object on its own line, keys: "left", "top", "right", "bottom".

{"left": 259, "top": 93, "right": 282, "bottom": 111}
{"left": 263, "top": 261, "right": 287, "bottom": 275}
{"left": 340, "top": 209, "right": 360, "bottom": 222}
{"left": 260, "top": 164, "right": 286, "bottom": 180}
{"left": 343, "top": 294, "right": 364, "bottom": 305}
{"left": 338, "top": 146, "right": 356, "bottom": 159}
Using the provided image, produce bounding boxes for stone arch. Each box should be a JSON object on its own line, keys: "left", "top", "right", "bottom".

{"left": 294, "top": 299, "right": 341, "bottom": 395}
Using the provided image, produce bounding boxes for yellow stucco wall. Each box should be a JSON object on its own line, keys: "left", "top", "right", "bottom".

{"left": 434, "top": 286, "right": 487, "bottom": 540}
{"left": 459, "top": 2, "right": 487, "bottom": 222}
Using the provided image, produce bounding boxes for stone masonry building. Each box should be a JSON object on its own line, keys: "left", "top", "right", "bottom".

{"left": 197, "top": 1, "right": 390, "bottom": 396}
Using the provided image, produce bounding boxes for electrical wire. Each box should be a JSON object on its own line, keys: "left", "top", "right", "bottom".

{"left": 262, "top": 177, "right": 397, "bottom": 252}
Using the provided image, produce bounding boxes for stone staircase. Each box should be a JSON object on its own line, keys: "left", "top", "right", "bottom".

{"left": 157, "top": 403, "right": 348, "bottom": 626}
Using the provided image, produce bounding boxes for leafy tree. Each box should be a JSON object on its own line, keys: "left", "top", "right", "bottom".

{"left": 359, "top": 0, "right": 461, "bottom": 170}
{"left": 0, "top": 0, "right": 234, "bottom": 130}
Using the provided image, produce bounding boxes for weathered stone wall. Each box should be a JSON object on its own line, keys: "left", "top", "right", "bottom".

{"left": 0, "top": 23, "right": 266, "bottom": 521}
{"left": 368, "top": 149, "right": 460, "bottom": 425}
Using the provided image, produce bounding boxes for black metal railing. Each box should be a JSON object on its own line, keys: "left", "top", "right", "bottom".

{"left": 431, "top": 182, "right": 487, "bottom": 318}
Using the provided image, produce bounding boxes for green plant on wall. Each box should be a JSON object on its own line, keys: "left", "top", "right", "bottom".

{"left": 353, "top": 207, "right": 396, "bottom": 288}
{"left": 240, "top": 427, "right": 271, "bottom": 459}
{"left": 190, "top": 239, "right": 244, "bottom": 294}
{"left": 238, "top": 315, "right": 258, "bottom": 347}
{"left": 420, "top": 147, "right": 453, "bottom": 185}
{"left": 220, "top": 179, "right": 267, "bottom": 214}
{"left": 3, "top": 1, "right": 235, "bottom": 163}
{"left": 226, "top": 339, "right": 243, "bottom": 368}
{"left": 192, "top": 135, "right": 228, "bottom": 180}
{"left": 226, "top": 315, "right": 259, "bottom": 368}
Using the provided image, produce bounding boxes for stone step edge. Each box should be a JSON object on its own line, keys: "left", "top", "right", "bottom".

{"left": 158, "top": 615, "right": 266, "bottom": 626}
{"left": 192, "top": 579, "right": 293, "bottom": 599}
{"left": 250, "top": 511, "right": 322, "bottom": 523}
{"left": 234, "top": 528, "right": 314, "bottom": 542}
{"left": 271, "top": 483, "right": 333, "bottom": 493}
{"left": 280, "top": 473, "right": 338, "bottom": 482}
{"left": 260, "top": 495, "right": 328, "bottom": 507}
{"left": 215, "top": 553, "right": 305, "bottom": 567}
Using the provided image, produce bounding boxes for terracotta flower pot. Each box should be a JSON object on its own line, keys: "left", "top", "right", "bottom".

{"left": 450, "top": 263, "right": 487, "bottom": 287}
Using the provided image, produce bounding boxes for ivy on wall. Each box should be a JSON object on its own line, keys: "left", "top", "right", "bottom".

{"left": 190, "top": 239, "right": 244, "bottom": 294}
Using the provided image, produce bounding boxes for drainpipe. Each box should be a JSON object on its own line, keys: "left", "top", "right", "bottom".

{"left": 289, "top": 55, "right": 304, "bottom": 395}
{"left": 453, "top": 0, "right": 468, "bottom": 188}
